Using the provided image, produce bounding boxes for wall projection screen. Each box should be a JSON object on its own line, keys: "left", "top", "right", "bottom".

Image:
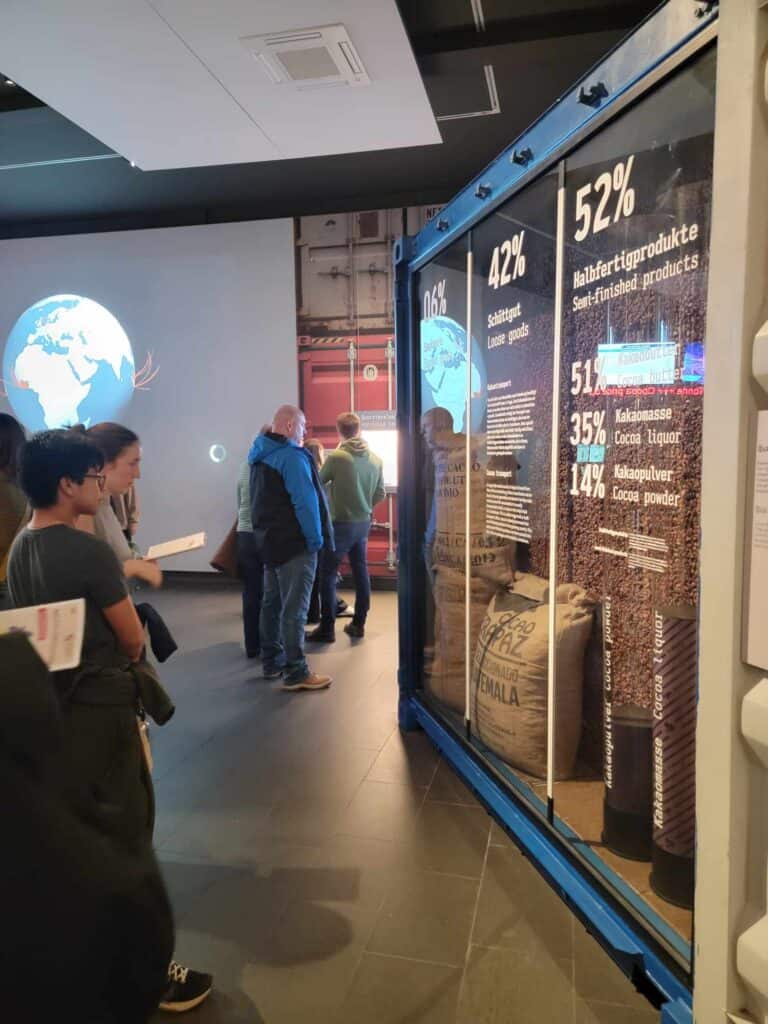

{"left": 0, "top": 219, "right": 296, "bottom": 571}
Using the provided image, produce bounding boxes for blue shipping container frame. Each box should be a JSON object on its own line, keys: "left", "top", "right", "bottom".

{"left": 394, "top": 2, "right": 719, "bottom": 1021}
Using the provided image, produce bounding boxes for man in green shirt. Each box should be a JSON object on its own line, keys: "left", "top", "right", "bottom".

{"left": 308, "top": 412, "right": 385, "bottom": 642}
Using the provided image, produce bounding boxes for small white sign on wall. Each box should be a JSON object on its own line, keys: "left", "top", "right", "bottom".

{"left": 746, "top": 410, "right": 768, "bottom": 670}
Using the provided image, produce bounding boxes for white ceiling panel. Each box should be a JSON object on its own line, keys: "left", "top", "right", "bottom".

{"left": 148, "top": 0, "right": 442, "bottom": 159}
{"left": 0, "top": 0, "right": 279, "bottom": 169}
{"left": 0, "top": 0, "right": 440, "bottom": 171}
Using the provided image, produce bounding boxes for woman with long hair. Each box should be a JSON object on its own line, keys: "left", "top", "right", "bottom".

{"left": 77, "top": 423, "right": 161, "bottom": 588}
{"left": 0, "top": 413, "right": 28, "bottom": 605}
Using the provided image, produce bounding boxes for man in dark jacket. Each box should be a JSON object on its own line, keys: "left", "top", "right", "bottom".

{"left": 249, "top": 404, "right": 334, "bottom": 691}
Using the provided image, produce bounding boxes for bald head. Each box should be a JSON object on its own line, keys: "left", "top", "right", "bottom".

{"left": 272, "top": 405, "right": 306, "bottom": 445}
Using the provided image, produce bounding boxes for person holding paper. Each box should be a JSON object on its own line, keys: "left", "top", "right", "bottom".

{"left": 74, "top": 423, "right": 161, "bottom": 588}
{"left": 78, "top": 422, "right": 180, "bottom": 662}
{"left": 7, "top": 429, "right": 213, "bottom": 1014}
{"left": 249, "top": 405, "right": 334, "bottom": 691}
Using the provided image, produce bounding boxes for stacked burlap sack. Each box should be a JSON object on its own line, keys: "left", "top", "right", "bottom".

{"left": 426, "top": 432, "right": 515, "bottom": 713}
{"left": 471, "top": 574, "right": 596, "bottom": 779}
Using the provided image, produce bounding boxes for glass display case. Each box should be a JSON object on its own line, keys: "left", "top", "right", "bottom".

{"left": 396, "top": 4, "right": 718, "bottom": 1015}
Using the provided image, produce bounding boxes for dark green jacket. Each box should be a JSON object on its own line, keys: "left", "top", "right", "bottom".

{"left": 320, "top": 438, "right": 386, "bottom": 522}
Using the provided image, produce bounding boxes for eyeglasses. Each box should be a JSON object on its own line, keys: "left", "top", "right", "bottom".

{"left": 83, "top": 473, "right": 106, "bottom": 490}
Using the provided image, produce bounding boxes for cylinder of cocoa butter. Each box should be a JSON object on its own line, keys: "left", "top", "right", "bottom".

{"left": 650, "top": 605, "right": 697, "bottom": 909}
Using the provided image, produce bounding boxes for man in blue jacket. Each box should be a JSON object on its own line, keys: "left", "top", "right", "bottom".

{"left": 249, "top": 405, "right": 334, "bottom": 691}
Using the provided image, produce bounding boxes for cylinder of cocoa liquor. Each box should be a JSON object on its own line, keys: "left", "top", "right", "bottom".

{"left": 602, "top": 704, "right": 653, "bottom": 860}
{"left": 601, "top": 597, "right": 653, "bottom": 861}
{"left": 649, "top": 605, "right": 697, "bottom": 909}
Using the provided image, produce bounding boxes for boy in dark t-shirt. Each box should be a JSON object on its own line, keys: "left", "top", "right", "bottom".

{"left": 7, "top": 429, "right": 213, "bottom": 1016}
{"left": 8, "top": 430, "right": 142, "bottom": 666}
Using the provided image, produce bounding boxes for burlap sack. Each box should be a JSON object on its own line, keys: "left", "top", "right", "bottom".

{"left": 426, "top": 567, "right": 494, "bottom": 714}
{"left": 431, "top": 434, "right": 515, "bottom": 588}
{"left": 471, "top": 574, "right": 596, "bottom": 779}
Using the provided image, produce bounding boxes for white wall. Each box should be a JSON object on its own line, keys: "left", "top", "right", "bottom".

{"left": 694, "top": 5, "right": 768, "bottom": 1021}
{"left": 0, "top": 219, "right": 297, "bottom": 570}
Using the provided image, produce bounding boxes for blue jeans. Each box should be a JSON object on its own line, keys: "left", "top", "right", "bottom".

{"left": 320, "top": 520, "right": 371, "bottom": 630}
{"left": 260, "top": 551, "right": 317, "bottom": 682}
{"left": 237, "top": 532, "right": 263, "bottom": 657}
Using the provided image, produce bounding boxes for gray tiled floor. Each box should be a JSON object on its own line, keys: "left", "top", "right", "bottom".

{"left": 147, "top": 581, "right": 657, "bottom": 1023}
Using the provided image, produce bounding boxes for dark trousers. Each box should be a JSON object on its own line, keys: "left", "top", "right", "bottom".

{"left": 237, "top": 531, "right": 264, "bottom": 657}
{"left": 320, "top": 520, "right": 371, "bottom": 630}
{"left": 308, "top": 569, "right": 321, "bottom": 623}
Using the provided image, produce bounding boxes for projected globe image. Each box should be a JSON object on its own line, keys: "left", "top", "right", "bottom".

{"left": 2, "top": 295, "right": 135, "bottom": 431}
{"left": 420, "top": 315, "right": 486, "bottom": 433}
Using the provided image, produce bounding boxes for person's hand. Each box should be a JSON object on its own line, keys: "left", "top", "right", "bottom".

{"left": 125, "top": 558, "right": 163, "bottom": 588}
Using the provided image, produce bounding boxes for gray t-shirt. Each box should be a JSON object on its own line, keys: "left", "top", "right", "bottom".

{"left": 93, "top": 496, "right": 133, "bottom": 563}
{"left": 8, "top": 525, "right": 128, "bottom": 668}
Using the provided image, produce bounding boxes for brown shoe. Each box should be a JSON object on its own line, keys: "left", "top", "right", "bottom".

{"left": 282, "top": 672, "right": 332, "bottom": 692}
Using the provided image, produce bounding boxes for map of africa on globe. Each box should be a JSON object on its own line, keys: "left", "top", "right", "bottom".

{"left": 420, "top": 315, "right": 486, "bottom": 433}
{"left": 2, "top": 295, "right": 135, "bottom": 432}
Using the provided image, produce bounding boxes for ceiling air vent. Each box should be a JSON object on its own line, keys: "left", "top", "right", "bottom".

{"left": 241, "top": 24, "right": 370, "bottom": 88}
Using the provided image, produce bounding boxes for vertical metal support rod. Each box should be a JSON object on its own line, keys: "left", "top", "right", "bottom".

{"left": 348, "top": 340, "right": 356, "bottom": 411}
{"left": 386, "top": 337, "right": 396, "bottom": 570}
{"left": 387, "top": 494, "right": 396, "bottom": 570}
{"left": 547, "top": 161, "right": 566, "bottom": 819}
{"left": 394, "top": 237, "right": 420, "bottom": 729}
{"left": 465, "top": 242, "right": 474, "bottom": 735}
{"left": 387, "top": 337, "right": 394, "bottom": 412}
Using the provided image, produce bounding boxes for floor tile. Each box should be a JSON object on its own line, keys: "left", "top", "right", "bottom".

{"left": 142, "top": 585, "right": 660, "bottom": 1024}
{"left": 156, "top": 853, "right": 241, "bottom": 923}
{"left": 472, "top": 844, "right": 574, "bottom": 959}
{"left": 574, "top": 1001, "right": 658, "bottom": 1023}
{"left": 427, "top": 759, "right": 483, "bottom": 806}
{"left": 330, "top": 709, "right": 398, "bottom": 751}
{"left": 276, "top": 743, "right": 381, "bottom": 804}
{"left": 311, "top": 835, "right": 417, "bottom": 906}
{"left": 263, "top": 793, "right": 352, "bottom": 844}
{"left": 574, "top": 925, "right": 655, "bottom": 1009}
{"left": 336, "top": 779, "right": 425, "bottom": 841}
{"left": 366, "top": 729, "right": 440, "bottom": 787}
{"left": 158, "top": 806, "right": 275, "bottom": 861}
{"left": 457, "top": 946, "right": 575, "bottom": 1024}
{"left": 336, "top": 953, "right": 463, "bottom": 1024}
{"left": 410, "top": 801, "right": 491, "bottom": 878}
{"left": 489, "top": 820, "right": 509, "bottom": 846}
{"left": 367, "top": 870, "right": 479, "bottom": 967}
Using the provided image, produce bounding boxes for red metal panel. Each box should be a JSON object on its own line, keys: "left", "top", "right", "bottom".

{"left": 298, "top": 334, "right": 397, "bottom": 578}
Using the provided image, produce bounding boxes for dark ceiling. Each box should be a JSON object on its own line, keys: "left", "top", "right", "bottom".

{"left": 0, "top": 0, "right": 657, "bottom": 238}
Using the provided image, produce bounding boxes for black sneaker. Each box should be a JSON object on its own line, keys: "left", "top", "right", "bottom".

{"left": 306, "top": 626, "right": 336, "bottom": 643}
{"left": 158, "top": 961, "right": 213, "bottom": 1013}
{"left": 344, "top": 622, "right": 365, "bottom": 639}
{"left": 262, "top": 665, "right": 283, "bottom": 679}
